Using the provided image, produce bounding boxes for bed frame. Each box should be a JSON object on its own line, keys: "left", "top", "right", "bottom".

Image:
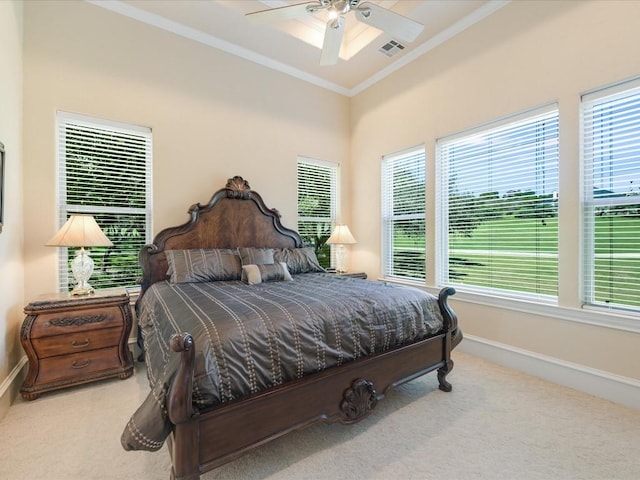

{"left": 136, "top": 176, "right": 462, "bottom": 480}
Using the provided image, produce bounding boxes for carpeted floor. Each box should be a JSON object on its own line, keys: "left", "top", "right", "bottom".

{"left": 1, "top": 351, "right": 639, "bottom": 480}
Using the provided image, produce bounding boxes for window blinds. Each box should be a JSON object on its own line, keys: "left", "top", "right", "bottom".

{"left": 297, "top": 158, "right": 338, "bottom": 268}
{"left": 381, "top": 147, "right": 426, "bottom": 280}
{"left": 582, "top": 79, "right": 640, "bottom": 311}
{"left": 437, "top": 106, "right": 559, "bottom": 299}
{"left": 56, "top": 112, "right": 152, "bottom": 291}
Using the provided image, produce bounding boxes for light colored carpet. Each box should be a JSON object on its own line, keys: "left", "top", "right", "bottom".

{"left": 1, "top": 351, "right": 638, "bottom": 480}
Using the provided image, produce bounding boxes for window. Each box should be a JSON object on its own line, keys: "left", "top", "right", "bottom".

{"left": 297, "top": 158, "right": 338, "bottom": 269}
{"left": 382, "top": 146, "right": 426, "bottom": 280}
{"left": 582, "top": 79, "right": 640, "bottom": 312}
{"left": 437, "top": 106, "right": 559, "bottom": 299}
{"left": 56, "top": 112, "right": 152, "bottom": 292}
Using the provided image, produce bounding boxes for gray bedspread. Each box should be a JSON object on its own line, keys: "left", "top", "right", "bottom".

{"left": 121, "top": 273, "right": 444, "bottom": 451}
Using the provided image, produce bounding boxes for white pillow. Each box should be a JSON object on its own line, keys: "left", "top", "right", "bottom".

{"left": 241, "top": 262, "right": 293, "bottom": 285}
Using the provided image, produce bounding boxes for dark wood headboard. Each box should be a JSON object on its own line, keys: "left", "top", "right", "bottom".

{"left": 138, "top": 176, "right": 303, "bottom": 299}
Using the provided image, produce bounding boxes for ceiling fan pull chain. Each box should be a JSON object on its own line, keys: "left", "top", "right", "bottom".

{"left": 329, "top": 17, "right": 344, "bottom": 30}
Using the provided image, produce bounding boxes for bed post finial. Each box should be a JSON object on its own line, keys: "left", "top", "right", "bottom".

{"left": 226, "top": 176, "right": 252, "bottom": 200}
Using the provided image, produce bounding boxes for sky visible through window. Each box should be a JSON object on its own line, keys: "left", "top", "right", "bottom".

{"left": 589, "top": 95, "right": 640, "bottom": 198}
{"left": 447, "top": 113, "right": 559, "bottom": 199}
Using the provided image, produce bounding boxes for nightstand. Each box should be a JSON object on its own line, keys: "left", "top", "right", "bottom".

{"left": 20, "top": 287, "right": 134, "bottom": 400}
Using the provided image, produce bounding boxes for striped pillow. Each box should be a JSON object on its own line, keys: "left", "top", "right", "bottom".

{"left": 274, "top": 247, "right": 325, "bottom": 274}
{"left": 165, "top": 248, "right": 242, "bottom": 284}
{"left": 238, "top": 247, "right": 275, "bottom": 266}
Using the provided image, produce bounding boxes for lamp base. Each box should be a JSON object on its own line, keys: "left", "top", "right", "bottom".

{"left": 70, "top": 285, "right": 95, "bottom": 296}
{"left": 71, "top": 248, "right": 95, "bottom": 296}
{"left": 334, "top": 245, "right": 347, "bottom": 274}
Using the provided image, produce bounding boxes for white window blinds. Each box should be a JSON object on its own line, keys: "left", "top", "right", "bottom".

{"left": 437, "top": 105, "right": 559, "bottom": 299}
{"left": 297, "top": 158, "right": 338, "bottom": 269}
{"left": 56, "top": 112, "right": 152, "bottom": 292}
{"left": 582, "top": 79, "right": 640, "bottom": 312}
{"left": 382, "top": 146, "right": 426, "bottom": 280}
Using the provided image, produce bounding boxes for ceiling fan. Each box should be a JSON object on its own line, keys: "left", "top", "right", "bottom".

{"left": 246, "top": 1, "right": 424, "bottom": 66}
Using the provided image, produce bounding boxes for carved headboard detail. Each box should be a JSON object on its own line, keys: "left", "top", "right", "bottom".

{"left": 138, "top": 176, "right": 303, "bottom": 298}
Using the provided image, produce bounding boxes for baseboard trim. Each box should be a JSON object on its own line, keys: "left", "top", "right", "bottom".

{"left": 458, "top": 334, "right": 640, "bottom": 410}
{"left": 0, "top": 356, "right": 28, "bottom": 421}
{"left": 2, "top": 341, "right": 138, "bottom": 421}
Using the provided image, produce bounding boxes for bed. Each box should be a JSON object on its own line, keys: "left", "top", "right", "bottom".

{"left": 121, "top": 176, "right": 462, "bottom": 479}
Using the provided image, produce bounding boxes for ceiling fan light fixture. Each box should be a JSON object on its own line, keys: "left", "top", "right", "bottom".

{"left": 246, "top": 0, "right": 423, "bottom": 65}
{"left": 334, "top": 1, "right": 351, "bottom": 14}
{"left": 358, "top": 8, "right": 371, "bottom": 20}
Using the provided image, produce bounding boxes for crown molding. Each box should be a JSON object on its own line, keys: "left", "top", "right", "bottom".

{"left": 86, "top": 0, "right": 510, "bottom": 98}
{"left": 350, "top": 0, "right": 511, "bottom": 96}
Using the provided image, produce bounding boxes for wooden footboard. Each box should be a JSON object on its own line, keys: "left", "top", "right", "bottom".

{"left": 165, "top": 287, "right": 461, "bottom": 480}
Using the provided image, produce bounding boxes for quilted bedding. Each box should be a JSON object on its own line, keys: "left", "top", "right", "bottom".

{"left": 121, "top": 273, "right": 444, "bottom": 451}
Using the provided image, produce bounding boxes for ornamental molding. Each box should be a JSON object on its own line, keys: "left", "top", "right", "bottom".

{"left": 225, "top": 176, "right": 252, "bottom": 200}
{"left": 44, "top": 313, "right": 110, "bottom": 328}
{"left": 340, "top": 378, "right": 378, "bottom": 422}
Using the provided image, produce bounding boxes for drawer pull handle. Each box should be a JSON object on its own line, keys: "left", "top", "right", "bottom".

{"left": 71, "top": 338, "right": 90, "bottom": 348}
{"left": 71, "top": 359, "right": 91, "bottom": 369}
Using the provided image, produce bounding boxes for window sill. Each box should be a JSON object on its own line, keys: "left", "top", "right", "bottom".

{"left": 379, "top": 277, "right": 640, "bottom": 334}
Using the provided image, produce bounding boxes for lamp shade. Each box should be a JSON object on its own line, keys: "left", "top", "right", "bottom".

{"left": 46, "top": 215, "right": 113, "bottom": 248}
{"left": 327, "top": 224, "right": 356, "bottom": 245}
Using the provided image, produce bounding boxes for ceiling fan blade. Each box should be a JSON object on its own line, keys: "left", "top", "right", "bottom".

{"left": 355, "top": 2, "right": 424, "bottom": 43}
{"left": 246, "top": 2, "right": 317, "bottom": 25}
{"left": 320, "top": 17, "right": 345, "bottom": 66}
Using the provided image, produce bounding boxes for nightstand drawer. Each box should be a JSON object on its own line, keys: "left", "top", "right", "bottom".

{"left": 30, "top": 305, "right": 124, "bottom": 338}
{"left": 31, "top": 327, "right": 122, "bottom": 358}
{"left": 36, "top": 347, "right": 123, "bottom": 384}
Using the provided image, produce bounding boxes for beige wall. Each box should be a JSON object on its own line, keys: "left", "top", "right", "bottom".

{"left": 22, "top": 0, "right": 350, "bottom": 299}
{"left": 7, "top": 0, "right": 639, "bottom": 410}
{"left": 350, "top": 0, "right": 640, "bottom": 380}
{"left": 0, "top": 0, "right": 25, "bottom": 416}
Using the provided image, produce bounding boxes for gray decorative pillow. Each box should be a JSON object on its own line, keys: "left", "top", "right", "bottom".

{"left": 274, "top": 247, "right": 326, "bottom": 274}
{"left": 238, "top": 247, "right": 275, "bottom": 266}
{"left": 242, "top": 262, "right": 293, "bottom": 285}
{"left": 165, "top": 248, "right": 242, "bottom": 284}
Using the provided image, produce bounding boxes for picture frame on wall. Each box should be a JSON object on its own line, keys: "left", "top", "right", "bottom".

{"left": 0, "top": 142, "right": 4, "bottom": 233}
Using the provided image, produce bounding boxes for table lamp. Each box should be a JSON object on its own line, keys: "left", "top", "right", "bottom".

{"left": 46, "top": 214, "right": 113, "bottom": 295}
{"left": 327, "top": 224, "right": 356, "bottom": 273}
